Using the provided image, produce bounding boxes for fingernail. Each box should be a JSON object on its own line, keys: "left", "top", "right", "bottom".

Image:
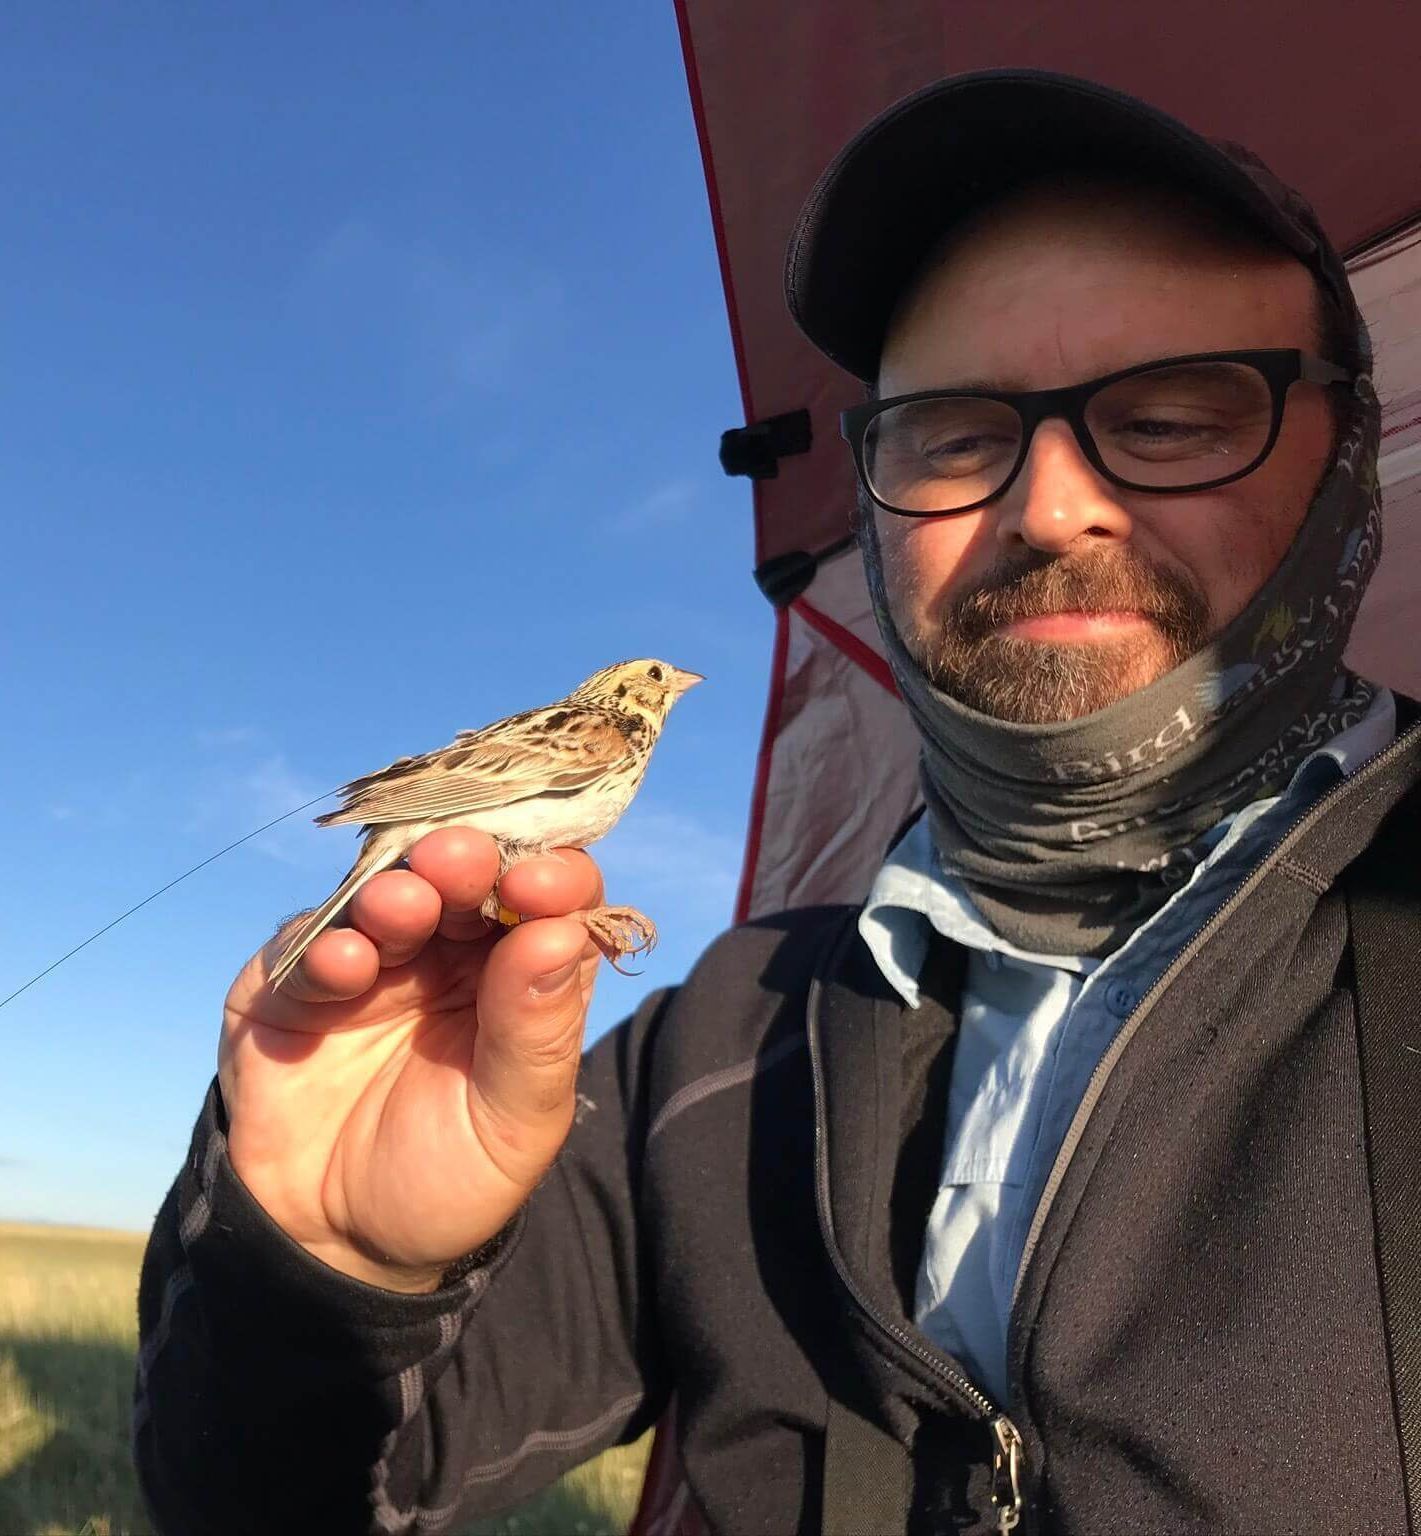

{"left": 531, "top": 958, "right": 580, "bottom": 996}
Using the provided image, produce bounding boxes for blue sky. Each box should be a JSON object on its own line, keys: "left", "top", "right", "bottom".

{"left": 0, "top": 4, "right": 773, "bottom": 1231}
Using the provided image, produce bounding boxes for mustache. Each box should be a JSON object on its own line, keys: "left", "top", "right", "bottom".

{"left": 946, "top": 548, "right": 1210, "bottom": 646}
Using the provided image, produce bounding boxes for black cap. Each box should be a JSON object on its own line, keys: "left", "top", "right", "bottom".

{"left": 784, "top": 68, "right": 1355, "bottom": 384}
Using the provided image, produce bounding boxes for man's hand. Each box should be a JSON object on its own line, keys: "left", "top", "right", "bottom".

{"left": 219, "top": 828, "right": 603, "bottom": 1293}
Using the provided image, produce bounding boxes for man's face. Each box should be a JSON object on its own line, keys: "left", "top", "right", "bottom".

{"left": 870, "top": 179, "right": 1339, "bottom": 724}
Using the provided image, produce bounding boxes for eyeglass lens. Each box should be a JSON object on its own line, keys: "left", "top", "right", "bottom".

{"left": 862, "top": 360, "right": 1277, "bottom": 512}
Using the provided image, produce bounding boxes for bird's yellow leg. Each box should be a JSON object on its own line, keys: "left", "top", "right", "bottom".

{"left": 477, "top": 889, "right": 523, "bottom": 927}
{"left": 484, "top": 896, "right": 654, "bottom": 977}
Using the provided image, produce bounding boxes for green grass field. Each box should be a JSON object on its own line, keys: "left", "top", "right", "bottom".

{"left": 0, "top": 1221, "right": 650, "bottom": 1536}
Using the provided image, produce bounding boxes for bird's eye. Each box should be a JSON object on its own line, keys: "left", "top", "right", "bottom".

{"left": 648, "top": 665, "right": 664, "bottom": 681}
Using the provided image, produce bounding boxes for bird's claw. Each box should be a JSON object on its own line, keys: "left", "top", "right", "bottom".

{"left": 576, "top": 905, "right": 658, "bottom": 975}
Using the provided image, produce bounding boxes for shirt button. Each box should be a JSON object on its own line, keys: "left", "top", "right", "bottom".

{"left": 1104, "top": 980, "right": 1138, "bottom": 1019}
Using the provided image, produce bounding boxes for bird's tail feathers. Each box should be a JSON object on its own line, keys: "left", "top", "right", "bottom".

{"left": 313, "top": 804, "right": 362, "bottom": 827}
{"left": 266, "top": 834, "right": 403, "bottom": 992}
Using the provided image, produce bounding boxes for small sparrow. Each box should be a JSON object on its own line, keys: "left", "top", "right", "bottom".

{"left": 266, "top": 659, "right": 703, "bottom": 992}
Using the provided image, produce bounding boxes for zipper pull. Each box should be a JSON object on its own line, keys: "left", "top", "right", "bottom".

{"left": 990, "top": 1414, "right": 1024, "bottom": 1533}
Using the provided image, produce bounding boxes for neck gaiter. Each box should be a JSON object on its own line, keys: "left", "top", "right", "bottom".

{"left": 863, "top": 371, "right": 1384, "bottom": 958}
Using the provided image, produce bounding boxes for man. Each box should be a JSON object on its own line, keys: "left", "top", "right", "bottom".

{"left": 135, "top": 71, "right": 1420, "bottom": 1534}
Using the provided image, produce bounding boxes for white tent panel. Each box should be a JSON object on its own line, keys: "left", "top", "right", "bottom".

{"left": 742, "top": 594, "right": 918, "bottom": 918}
{"left": 1345, "top": 225, "right": 1421, "bottom": 696}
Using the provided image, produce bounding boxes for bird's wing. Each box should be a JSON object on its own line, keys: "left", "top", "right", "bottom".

{"left": 318, "top": 705, "right": 634, "bottom": 826}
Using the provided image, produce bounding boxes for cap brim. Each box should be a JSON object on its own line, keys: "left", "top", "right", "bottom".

{"left": 784, "top": 68, "right": 1322, "bottom": 383}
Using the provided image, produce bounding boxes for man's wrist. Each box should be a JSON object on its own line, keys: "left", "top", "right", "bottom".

{"left": 301, "top": 1238, "right": 446, "bottom": 1295}
{"left": 438, "top": 1211, "right": 525, "bottom": 1286}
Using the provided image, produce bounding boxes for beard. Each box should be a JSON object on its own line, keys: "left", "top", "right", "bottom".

{"left": 897, "top": 545, "right": 1212, "bottom": 724}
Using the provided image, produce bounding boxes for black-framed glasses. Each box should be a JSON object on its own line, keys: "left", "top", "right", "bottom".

{"left": 840, "top": 349, "right": 1354, "bottom": 518}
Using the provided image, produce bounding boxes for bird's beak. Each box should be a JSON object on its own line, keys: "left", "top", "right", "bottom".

{"left": 672, "top": 668, "right": 705, "bottom": 694}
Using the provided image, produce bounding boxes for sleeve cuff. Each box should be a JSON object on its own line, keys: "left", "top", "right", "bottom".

{"left": 178, "top": 1077, "right": 523, "bottom": 1371}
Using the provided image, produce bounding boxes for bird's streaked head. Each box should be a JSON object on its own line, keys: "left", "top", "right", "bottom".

{"left": 574, "top": 658, "right": 704, "bottom": 720}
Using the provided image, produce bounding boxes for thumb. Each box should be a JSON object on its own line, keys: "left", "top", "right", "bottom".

{"left": 470, "top": 917, "right": 598, "bottom": 1178}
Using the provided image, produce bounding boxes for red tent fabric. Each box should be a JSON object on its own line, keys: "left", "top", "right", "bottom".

{"left": 631, "top": 5, "right": 1421, "bottom": 1530}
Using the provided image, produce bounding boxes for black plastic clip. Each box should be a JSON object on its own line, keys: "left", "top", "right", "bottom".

{"left": 752, "top": 532, "right": 858, "bottom": 609}
{"left": 719, "top": 408, "right": 812, "bottom": 481}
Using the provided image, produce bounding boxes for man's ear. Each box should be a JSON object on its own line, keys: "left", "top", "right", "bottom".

{"left": 851, "top": 378, "right": 878, "bottom": 538}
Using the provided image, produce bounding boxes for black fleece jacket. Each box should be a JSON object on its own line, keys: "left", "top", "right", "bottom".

{"left": 134, "top": 701, "right": 1421, "bottom": 1535}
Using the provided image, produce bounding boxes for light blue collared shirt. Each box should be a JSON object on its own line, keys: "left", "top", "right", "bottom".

{"left": 858, "top": 688, "right": 1396, "bottom": 1406}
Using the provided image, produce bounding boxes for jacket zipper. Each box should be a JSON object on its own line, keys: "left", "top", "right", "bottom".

{"left": 806, "top": 960, "right": 1027, "bottom": 1534}
{"left": 1007, "top": 716, "right": 1421, "bottom": 1359}
{"left": 990, "top": 1414, "right": 1025, "bottom": 1531}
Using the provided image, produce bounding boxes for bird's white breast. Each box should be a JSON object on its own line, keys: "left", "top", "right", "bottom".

{"left": 425, "top": 782, "right": 636, "bottom": 855}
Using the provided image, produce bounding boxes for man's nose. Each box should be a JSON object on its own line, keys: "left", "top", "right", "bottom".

{"left": 993, "top": 418, "right": 1134, "bottom": 554}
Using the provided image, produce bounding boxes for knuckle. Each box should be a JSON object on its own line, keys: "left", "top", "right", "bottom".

{"left": 363, "top": 867, "right": 410, "bottom": 897}
{"left": 428, "top": 825, "right": 494, "bottom": 857}
{"left": 275, "top": 959, "right": 333, "bottom": 1004}
{"left": 367, "top": 868, "right": 432, "bottom": 912}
